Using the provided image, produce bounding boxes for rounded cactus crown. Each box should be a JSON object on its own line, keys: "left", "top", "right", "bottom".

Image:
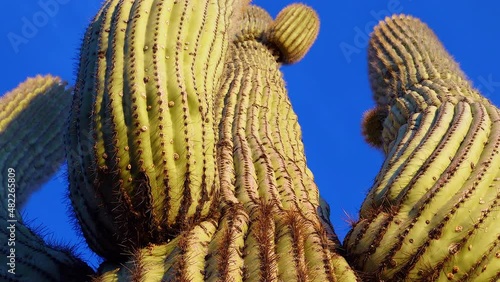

{"left": 266, "top": 4, "right": 320, "bottom": 64}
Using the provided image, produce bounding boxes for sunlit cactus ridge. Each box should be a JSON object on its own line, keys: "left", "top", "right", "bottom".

{"left": 349, "top": 15, "right": 500, "bottom": 281}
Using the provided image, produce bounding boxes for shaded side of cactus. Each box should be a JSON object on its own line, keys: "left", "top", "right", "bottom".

{"left": 66, "top": 0, "right": 247, "bottom": 261}
{"left": 345, "top": 15, "right": 500, "bottom": 281}
{"left": 0, "top": 75, "right": 71, "bottom": 207}
{"left": 0, "top": 212, "right": 94, "bottom": 281}
{"left": 0, "top": 75, "right": 93, "bottom": 281}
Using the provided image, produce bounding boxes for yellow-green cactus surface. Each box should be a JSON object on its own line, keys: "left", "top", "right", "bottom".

{"left": 92, "top": 3, "right": 358, "bottom": 282}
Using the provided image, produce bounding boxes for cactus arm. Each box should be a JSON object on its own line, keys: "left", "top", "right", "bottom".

{"left": 266, "top": 4, "right": 320, "bottom": 64}
{"left": 346, "top": 15, "right": 500, "bottom": 281}
{"left": 0, "top": 75, "right": 94, "bottom": 281}
{"left": 0, "top": 211, "right": 94, "bottom": 281}
{"left": 92, "top": 4, "right": 359, "bottom": 281}
{"left": 0, "top": 75, "right": 71, "bottom": 207}
{"left": 216, "top": 4, "right": 358, "bottom": 281}
{"left": 217, "top": 4, "right": 322, "bottom": 217}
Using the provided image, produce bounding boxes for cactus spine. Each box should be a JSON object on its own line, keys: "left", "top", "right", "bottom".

{"left": 66, "top": 0, "right": 247, "bottom": 261}
{"left": 346, "top": 15, "right": 500, "bottom": 281}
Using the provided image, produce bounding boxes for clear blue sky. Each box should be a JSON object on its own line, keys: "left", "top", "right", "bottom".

{"left": 1, "top": 0, "right": 500, "bottom": 269}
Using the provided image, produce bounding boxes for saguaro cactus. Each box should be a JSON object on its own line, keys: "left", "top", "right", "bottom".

{"left": 345, "top": 15, "right": 500, "bottom": 281}
{"left": 214, "top": 5, "right": 356, "bottom": 280}
{"left": 4, "top": 1, "right": 499, "bottom": 281}
{"left": 66, "top": 0, "right": 247, "bottom": 261}
{"left": 0, "top": 75, "right": 93, "bottom": 281}
{"left": 92, "top": 4, "right": 359, "bottom": 281}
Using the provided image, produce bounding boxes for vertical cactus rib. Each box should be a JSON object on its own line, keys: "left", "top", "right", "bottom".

{"left": 67, "top": 0, "right": 247, "bottom": 260}
{"left": 218, "top": 5, "right": 321, "bottom": 215}
{"left": 205, "top": 204, "right": 248, "bottom": 281}
{"left": 243, "top": 202, "right": 279, "bottom": 281}
{"left": 66, "top": 0, "right": 120, "bottom": 259}
{"left": 346, "top": 14, "right": 500, "bottom": 281}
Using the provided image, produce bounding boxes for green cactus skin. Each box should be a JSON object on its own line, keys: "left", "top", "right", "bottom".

{"left": 0, "top": 75, "right": 93, "bottom": 281}
{"left": 345, "top": 15, "right": 500, "bottom": 281}
{"left": 216, "top": 3, "right": 323, "bottom": 218}
{"left": 0, "top": 75, "right": 71, "bottom": 207}
{"left": 66, "top": 0, "right": 247, "bottom": 261}
{"left": 0, "top": 212, "right": 94, "bottom": 281}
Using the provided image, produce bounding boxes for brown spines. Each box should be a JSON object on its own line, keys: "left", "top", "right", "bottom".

{"left": 67, "top": 0, "right": 248, "bottom": 261}
{"left": 205, "top": 204, "right": 248, "bottom": 280}
{"left": 361, "top": 106, "right": 388, "bottom": 149}
{"left": 93, "top": 204, "right": 358, "bottom": 282}
{"left": 266, "top": 4, "right": 320, "bottom": 64}
{"left": 217, "top": 33, "right": 320, "bottom": 214}
{"left": 66, "top": 0, "right": 129, "bottom": 261}
{"left": 212, "top": 4, "right": 357, "bottom": 280}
